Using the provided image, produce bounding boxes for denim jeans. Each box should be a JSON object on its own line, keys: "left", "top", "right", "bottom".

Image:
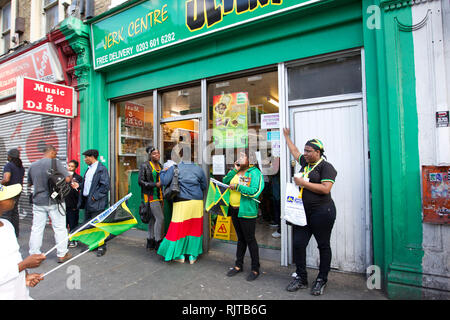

{"left": 29, "top": 203, "right": 69, "bottom": 258}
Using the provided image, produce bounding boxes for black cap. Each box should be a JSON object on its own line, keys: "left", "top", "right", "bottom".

{"left": 7, "top": 148, "right": 20, "bottom": 158}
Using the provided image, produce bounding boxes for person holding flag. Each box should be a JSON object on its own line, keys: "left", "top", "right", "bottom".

{"left": 0, "top": 183, "right": 46, "bottom": 299}
{"left": 223, "top": 150, "right": 264, "bottom": 282}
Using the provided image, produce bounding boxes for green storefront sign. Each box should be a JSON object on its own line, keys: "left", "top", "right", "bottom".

{"left": 91, "top": 0, "right": 324, "bottom": 69}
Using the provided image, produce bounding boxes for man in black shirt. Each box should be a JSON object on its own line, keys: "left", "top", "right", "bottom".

{"left": 1, "top": 149, "right": 25, "bottom": 237}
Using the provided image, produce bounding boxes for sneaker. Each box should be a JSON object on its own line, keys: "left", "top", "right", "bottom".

{"left": 286, "top": 276, "right": 308, "bottom": 292}
{"left": 226, "top": 267, "right": 243, "bottom": 277}
{"left": 57, "top": 252, "right": 73, "bottom": 263}
{"left": 272, "top": 231, "right": 281, "bottom": 238}
{"left": 310, "top": 278, "right": 327, "bottom": 296}
{"left": 269, "top": 222, "right": 279, "bottom": 228}
{"left": 246, "top": 271, "right": 259, "bottom": 281}
{"left": 68, "top": 241, "right": 78, "bottom": 248}
{"left": 96, "top": 247, "right": 106, "bottom": 257}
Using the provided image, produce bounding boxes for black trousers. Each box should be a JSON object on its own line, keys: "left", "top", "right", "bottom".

{"left": 66, "top": 207, "right": 79, "bottom": 233}
{"left": 292, "top": 201, "right": 336, "bottom": 281}
{"left": 229, "top": 207, "right": 260, "bottom": 273}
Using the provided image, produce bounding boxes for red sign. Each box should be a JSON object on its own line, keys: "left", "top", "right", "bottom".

{"left": 0, "top": 42, "right": 63, "bottom": 100}
{"left": 422, "top": 166, "right": 450, "bottom": 224}
{"left": 124, "top": 102, "right": 144, "bottom": 128}
{"left": 16, "top": 77, "right": 77, "bottom": 118}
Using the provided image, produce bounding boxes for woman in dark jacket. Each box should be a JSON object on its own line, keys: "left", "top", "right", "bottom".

{"left": 138, "top": 146, "right": 164, "bottom": 251}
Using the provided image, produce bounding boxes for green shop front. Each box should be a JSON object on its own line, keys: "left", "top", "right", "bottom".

{"left": 71, "top": 0, "right": 425, "bottom": 298}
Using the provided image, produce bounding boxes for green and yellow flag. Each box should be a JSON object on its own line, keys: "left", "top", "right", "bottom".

{"left": 205, "top": 178, "right": 230, "bottom": 216}
{"left": 70, "top": 201, "right": 137, "bottom": 251}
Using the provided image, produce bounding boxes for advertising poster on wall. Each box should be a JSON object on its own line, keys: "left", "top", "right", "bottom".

{"left": 124, "top": 102, "right": 144, "bottom": 128}
{"left": 422, "top": 165, "right": 449, "bottom": 224}
{"left": 213, "top": 92, "right": 248, "bottom": 149}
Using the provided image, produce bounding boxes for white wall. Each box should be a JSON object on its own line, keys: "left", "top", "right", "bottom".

{"left": 412, "top": 0, "right": 450, "bottom": 299}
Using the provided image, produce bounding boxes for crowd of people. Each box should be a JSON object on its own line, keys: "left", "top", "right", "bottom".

{"left": 0, "top": 127, "right": 338, "bottom": 298}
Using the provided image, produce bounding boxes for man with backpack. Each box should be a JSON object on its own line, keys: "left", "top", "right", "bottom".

{"left": 28, "top": 145, "right": 72, "bottom": 263}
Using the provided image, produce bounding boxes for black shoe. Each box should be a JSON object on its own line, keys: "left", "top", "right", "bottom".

{"left": 310, "top": 278, "right": 327, "bottom": 296}
{"left": 286, "top": 276, "right": 308, "bottom": 292}
{"left": 96, "top": 247, "right": 106, "bottom": 257}
{"left": 226, "top": 267, "right": 243, "bottom": 277}
{"left": 246, "top": 271, "right": 259, "bottom": 281}
{"left": 146, "top": 238, "right": 155, "bottom": 250}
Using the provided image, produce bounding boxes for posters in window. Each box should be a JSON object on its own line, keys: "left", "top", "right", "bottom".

{"left": 212, "top": 92, "right": 248, "bottom": 148}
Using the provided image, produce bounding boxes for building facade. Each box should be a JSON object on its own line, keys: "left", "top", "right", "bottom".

{"left": 8, "top": 0, "right": 448, "bottom": 299}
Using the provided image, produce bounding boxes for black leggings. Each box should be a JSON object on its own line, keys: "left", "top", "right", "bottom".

{"left": 229, "top": 207, "right": 260, "bottom": 273}
{"left": 292, "top": 201, "right": 336, "bottom": 281}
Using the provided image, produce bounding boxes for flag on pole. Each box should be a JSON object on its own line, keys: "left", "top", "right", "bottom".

{"left": 205, "top": 178, "right": 230, "bottom": 216}
{"left": 70, "top": 201, "right": 137, "bottom": 251}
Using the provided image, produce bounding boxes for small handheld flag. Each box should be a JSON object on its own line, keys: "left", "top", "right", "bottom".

{"left": 70, "top": 201, "right": 137, "bottom": 251}
{"left": 205, "top": 179, "right": 230, "bottom": 216}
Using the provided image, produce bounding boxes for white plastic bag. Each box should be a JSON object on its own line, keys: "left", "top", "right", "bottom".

{"left": 283, "top": 182, "right": 307, "bottom": 226}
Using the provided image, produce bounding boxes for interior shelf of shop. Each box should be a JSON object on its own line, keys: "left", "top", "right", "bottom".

{"left": 119, "top": 153, "right": 137, "bottom": 157}
{"left": 121, "top": 135, "right": 152, "bottom": 140}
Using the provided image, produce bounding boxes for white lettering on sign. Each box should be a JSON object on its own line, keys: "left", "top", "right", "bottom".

{"left": 33, "top": 83, "right": 65, "bottom": 96}
{"left": 25, "top": 100, "right": 72, "bottom": 116}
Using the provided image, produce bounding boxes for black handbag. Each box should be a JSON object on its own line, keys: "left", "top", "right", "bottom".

{"left": 139, "top": 200, "right": 152, "bottom": 224}
{"left": 163, "top": 165, "right": 180, "bottom": 200}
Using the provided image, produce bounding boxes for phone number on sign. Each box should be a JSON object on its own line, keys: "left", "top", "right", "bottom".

{"left": 135, "top": 32, "right": 176, "bottom": 52}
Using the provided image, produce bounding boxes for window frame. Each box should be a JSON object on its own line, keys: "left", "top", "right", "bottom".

{"left": 43, "top": 0, "right": 59, "bottom": 34}
{"left": 0, "top": 1, "right": 11, "bottom": 54}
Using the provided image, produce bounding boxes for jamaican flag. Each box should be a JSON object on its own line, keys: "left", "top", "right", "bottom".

{"left": 205, "top": 178, "right": 230, "bottom": 216}
{"left": 70, "top": 200, "right": 137, "bottom": 251}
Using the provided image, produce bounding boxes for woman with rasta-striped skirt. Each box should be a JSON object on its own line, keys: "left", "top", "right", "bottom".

{"left": 157, "top": 152, "right": 207, "bottom": 264}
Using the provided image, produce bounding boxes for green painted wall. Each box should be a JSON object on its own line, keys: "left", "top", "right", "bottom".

{"left": 103, "top": 0, "right": 363, "bottom": 98}
{"left": 363, "top": 0, "right": 423, "bottom": 299}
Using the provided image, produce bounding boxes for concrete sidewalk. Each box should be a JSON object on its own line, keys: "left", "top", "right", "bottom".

{"left": 17, "top": 221, "right": 387, "bottom": 300}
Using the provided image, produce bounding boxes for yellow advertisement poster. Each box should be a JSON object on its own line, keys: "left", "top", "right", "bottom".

{"left": 212, "top": 92, "right": 248, "bottom": 148}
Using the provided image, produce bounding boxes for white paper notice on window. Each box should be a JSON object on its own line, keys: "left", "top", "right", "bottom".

{"left": 261, "top": 113, "right": 280, "bottom": 129}
{"left": 212, "top": 155, "right": 225, "bottom": 175}
{"left": 272, "top": 141, "right": 281, "bottom": 157}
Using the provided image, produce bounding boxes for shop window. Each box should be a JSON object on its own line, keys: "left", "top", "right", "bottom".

{"left": 1, "top": 2, "right": 11, "bottom": 54}
{"left": 288, "top": 55, "right": 362, "bottom": 100}
{"left": 208, "top": 71, "right": 281, "bottom": 249}
{"left": 161, "top": 86, "right": 201, "bottom": 119}
{"left": 43, "top": 0, "right": 59, "bottom": 33}
{"left": 161, "top": 119, "right": 199, "bottom": 164}
{"left": 115, "top": 96, "right": 154, "bottom": 200}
